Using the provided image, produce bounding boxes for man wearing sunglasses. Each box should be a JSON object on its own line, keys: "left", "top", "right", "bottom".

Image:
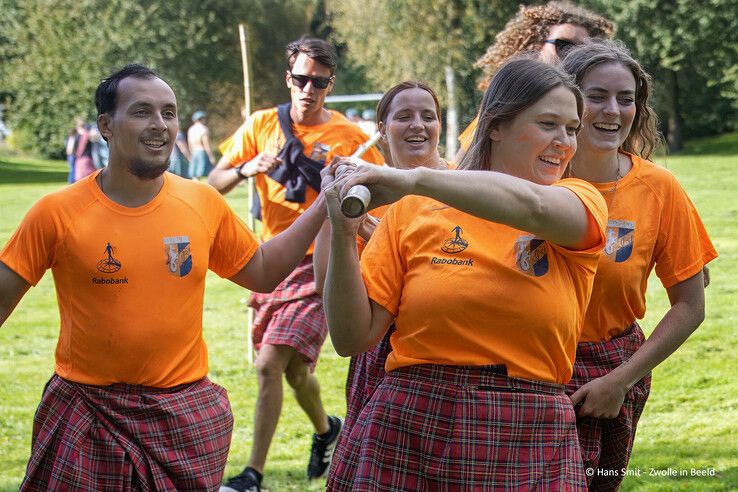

{"left": 210, "top": 37, "right": 383, "bottom": 492}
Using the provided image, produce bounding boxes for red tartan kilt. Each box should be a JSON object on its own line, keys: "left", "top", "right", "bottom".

{"left": 250, "top": 257, "right": 327, "bottom": 369}
{"left": 21, "top": 375, "right": 233, "bottom": 492}
{"left": 566, "top": 322, "right": 652, "bottom": 491}
{"left": 344, "top": 325, "right": 394, "bottom": 430}
{"left": 328, "top": 364, "right": 587, "bottom": 491}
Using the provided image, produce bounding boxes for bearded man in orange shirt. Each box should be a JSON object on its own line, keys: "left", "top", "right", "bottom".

{"left": 0, "top": 64, "right": 328, "bottom": 491}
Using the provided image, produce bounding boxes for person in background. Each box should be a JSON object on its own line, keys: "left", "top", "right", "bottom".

{"left": 73, "top": 118, "right": 96, "bottom": 181}
{"left": 314, "top": 81, "right": 450, "bottom": 441}
{"left": 210, "top": 37, "right": 383, "bottom": 492}
{"left": 455, "top": 0, "right": 614, "bottom": 163}
{"left": 358, "top": 109, "right": 377, "bottom": 137}
{"left": 64, "top": 128, "right": 77, "bottom": 184}
{"left": 188, "top": 110, "right": 216, "bottom": 179}
{"left": 323, "top": 56, "right": 607, "bottom": 490}
{"left": 169, "top": 127, "right": 191, "bottom": 178}
{"left": 562, "top": 40, "right": 717, "bottom": 491}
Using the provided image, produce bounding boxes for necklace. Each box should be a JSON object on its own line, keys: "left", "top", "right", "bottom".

{"left": 602, "top": 153, "right": 623, "bottom": 195}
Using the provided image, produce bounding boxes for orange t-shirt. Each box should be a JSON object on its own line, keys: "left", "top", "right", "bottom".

{"left": 360, "top": 178, "right": 607, "bottom": 384}
{"left": 579, "top": 153, "right": 717, "bottom": 342}
{"left": 221, "top": 108, "right": 384, "bottom": 254}
{"left": 0, "top": 172, "right": 258, "bottom": 387}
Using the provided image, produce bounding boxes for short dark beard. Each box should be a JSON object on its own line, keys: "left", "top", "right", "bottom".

{"left": 127, "top": 157, "right": 170, "bottom": 180}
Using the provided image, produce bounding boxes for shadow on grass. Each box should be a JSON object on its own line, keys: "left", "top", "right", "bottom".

{"left": 0, "top": 157, "right": 68, "bottom": 184}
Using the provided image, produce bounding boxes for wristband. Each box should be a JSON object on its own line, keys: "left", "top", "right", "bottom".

{"left": 236, "top": 163, "right": 249, "bottom": 180}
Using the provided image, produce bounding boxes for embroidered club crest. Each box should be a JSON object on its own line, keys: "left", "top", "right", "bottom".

{"left": 515, "top": 236, "right": 549, "bottom": 276}
{"left": 164, "top": 236, "right": 192, "bottom": 277}
{"left": 604, "top": 219, "right": 634, "bottom": 263}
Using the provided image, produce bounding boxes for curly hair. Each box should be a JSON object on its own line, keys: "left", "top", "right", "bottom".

{"left": 474, "top": 1, "right": 614, "bottom": 90}
{"left": 563, "top": 40, "right": 663, "bottom": 159}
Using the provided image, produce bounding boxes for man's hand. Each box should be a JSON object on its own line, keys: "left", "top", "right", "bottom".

{"left": 241, "top": 151, "right": 283, "bottom": 177}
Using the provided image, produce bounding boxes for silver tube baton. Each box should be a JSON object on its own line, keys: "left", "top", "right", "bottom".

{"left": 341, "top": 131, "right": 382, "bottom": 218}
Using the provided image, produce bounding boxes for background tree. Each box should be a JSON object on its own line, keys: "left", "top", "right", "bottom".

{"left": 0, "top": 0, "right": 312, "bottom": 157}
{"left": 585, "top": 0, "right": 737, "bottom": 150}
{"left": 328, "top": 0, "right": 524, "bottom": 156}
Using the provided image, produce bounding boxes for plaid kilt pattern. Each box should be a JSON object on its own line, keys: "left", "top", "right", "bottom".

{"left": 344, "top": 325, "right": 395, "bottom": 431}
{"left": 328, "top": 364, "right": 587, "bottom": 491}
{"left": 249, "top": 257, "right": 327, "bottom": 370}
{"left": 21, "top": 375, "right": 233, "bottom": 492}
{"left": 566, "top": 322, "right": 651, "bottom": 491}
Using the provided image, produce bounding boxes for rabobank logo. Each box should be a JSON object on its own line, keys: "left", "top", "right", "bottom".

{"left": 604, "top": 219, "right": 634, "bottom": 263}
{"left": 515, "top": 235, "right": 549, "bottom": 277}
{"left": 96, "top": 242, "right": 121, "bottom": 273}
{"left": 164, "top": 236, "right": 192, "bottom": 277}
{"left": 441, "top": 226, "right": 469, "bottom": 254}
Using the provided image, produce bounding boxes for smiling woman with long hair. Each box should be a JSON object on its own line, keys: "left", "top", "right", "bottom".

{"left": 322, "top": 57, "right": 608, "bottom": 490}
{"left": 561, "top": 40, "right": 717, "bottom": 491}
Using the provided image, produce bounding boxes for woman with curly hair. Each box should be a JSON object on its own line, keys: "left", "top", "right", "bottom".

{"left": 456, "top": 1, "right": 613, "bottom": 161}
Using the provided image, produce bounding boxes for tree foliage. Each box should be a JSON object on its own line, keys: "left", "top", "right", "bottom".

{"left": 583, "top": 0, "right": 737, "bottom": 149}
{"left": 328, "top": 0, "right": 524, "bottom": 128}
{"left": 0, "top": 0, "right": 312, "bottom": 156}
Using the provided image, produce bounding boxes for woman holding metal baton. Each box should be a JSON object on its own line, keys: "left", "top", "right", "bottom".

{"left": 322, "top": 57, "right": 607, "bottom": 490}
{"left": 314, "top": 81, "right": 451, "bottom": 445}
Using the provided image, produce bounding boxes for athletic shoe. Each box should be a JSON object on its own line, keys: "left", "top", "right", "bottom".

{"left": 219, "top": 466, "right": 262, "bottom": 492}
{"left": 307, "top": 415, "right": 343, "bottom": 479}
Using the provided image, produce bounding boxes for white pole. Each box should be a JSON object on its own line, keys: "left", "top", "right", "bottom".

{"left": 239, "top": 23, "right": 256, "bottom": 366}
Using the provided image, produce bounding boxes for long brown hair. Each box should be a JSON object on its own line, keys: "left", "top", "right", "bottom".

{"left": 562, "top": 40, "right": 662, "bottom": 159}
{"left": 460, "top": 56, "right": 583, "bottom": 172}
{"left": 475, "top": 1, "right": 613, "bottom": 90}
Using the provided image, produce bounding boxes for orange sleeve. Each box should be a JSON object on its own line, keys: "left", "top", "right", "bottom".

{"left": 553, "top": 178, "right": 608, "bottom": 254}
{"left": 220, "top": 112, "right": 264, "bottom": 168}
{"left": 0, "top": 196, "right": 63, "bottom": 285}
{"left": 208, "top": 191, "right": 259, "bottom": 278}
{"left": 359, "top": 203, "right": 405, "bottom": 316}
{"left": 653, "top": 178, "right": 717, "bottom": 288}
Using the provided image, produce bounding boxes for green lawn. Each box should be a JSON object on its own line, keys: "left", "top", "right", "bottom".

{"left": 0, "top": 134, "right": 736, "bottom": 491}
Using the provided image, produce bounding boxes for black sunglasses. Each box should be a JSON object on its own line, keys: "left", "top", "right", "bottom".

{"left": 544, "top": 38, "right": 580, "bottom": 57}
{"left": 289, "top": 72, "right": 333, "bottom": 90}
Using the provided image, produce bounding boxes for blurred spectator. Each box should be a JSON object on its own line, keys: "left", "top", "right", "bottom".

{"left": 168, "top": 129, "right": 191, "bottom": 178}
{"left": 88, "top": 123, "right": 109, "bottom": 169}
{"left": 187, "top": 110, "right": 216, "bottom": 179}
{"left": 345, "top": 107, "right": 360, "bottom": 123}
{"left": 65, "top": 128, "right": 76, "bottom": 184}
{"left": 74, "top": 118, "right": 96, "bottom": 181}
{"left": 0, "top": 104, "right": 10, "bottom": 142}
{"left": 358, "top": 109, "right": 377, "bottom": 136}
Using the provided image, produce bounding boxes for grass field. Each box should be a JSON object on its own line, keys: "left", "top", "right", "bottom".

{"left": 0, "top": 134, "right": 736, "bottom": 491}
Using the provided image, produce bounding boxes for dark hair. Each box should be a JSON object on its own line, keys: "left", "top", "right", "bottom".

{"left": 475, "top": 1, "right": 614, "bottom": 89}
{"left": 375, "top": 81, "right": 441, "bottom": 125}
{"left": 460, "top": 56, "right": 583, "bottom": 171}
{"left": 562, "top": 40, "right": 662, "bottom": 159}
{"left": 95, "top": 64, "right": 158, "bottom": 117}
{"left": 286, "top": 37, "right": 337, "bottom": 75}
